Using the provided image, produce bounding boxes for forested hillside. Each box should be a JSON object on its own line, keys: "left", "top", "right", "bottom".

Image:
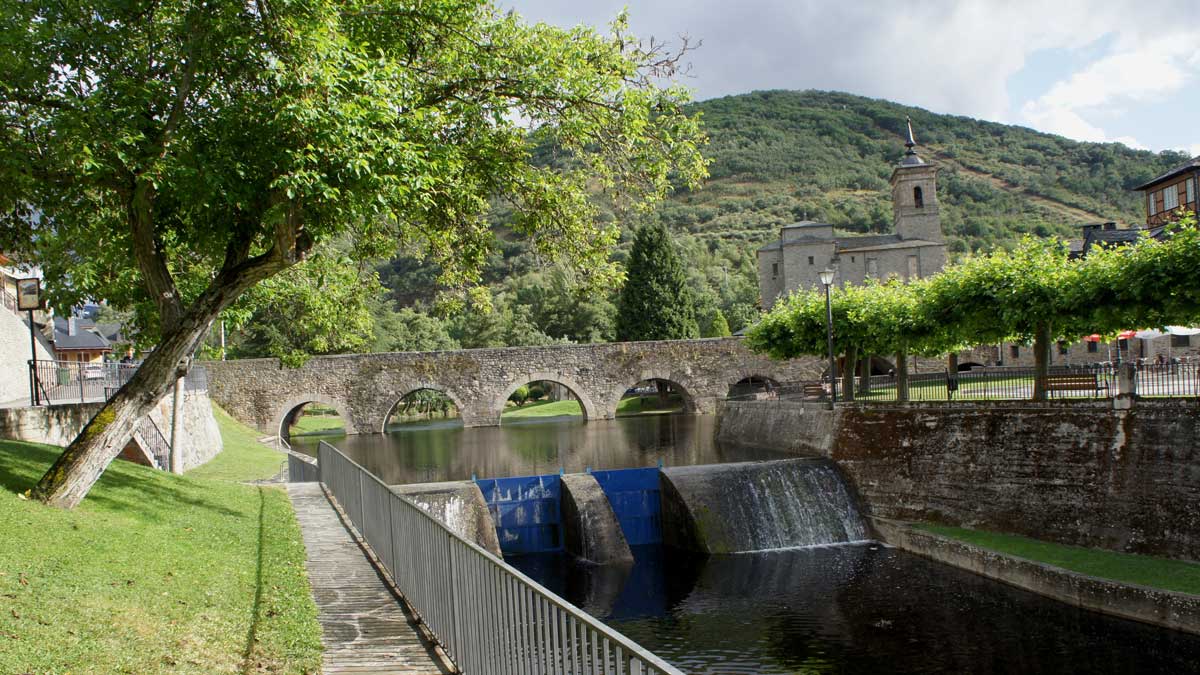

{"left": 227, "top": 90, "right": 1192, "bottom": 357}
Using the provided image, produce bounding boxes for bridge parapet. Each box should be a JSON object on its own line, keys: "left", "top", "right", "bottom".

{"left": 204, "top": 337, "right": 822, "bottom": 435}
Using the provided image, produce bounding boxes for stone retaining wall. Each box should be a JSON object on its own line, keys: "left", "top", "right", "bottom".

{"left": 0, "top": 389, "right": 223, "bottom": 472}
{"left": 718, "top": 398, "right": 1200, "bottom": 561}
{"left": 872, "top": 518, "right": 1200, "bottom": 636}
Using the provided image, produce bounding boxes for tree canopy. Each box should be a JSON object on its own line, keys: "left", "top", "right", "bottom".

{"left": 748, "top": 219, "right": 1200, "bottom": 398}
{"left": 2, "top": 0, "right": 707, "bottom": 507}
{"left": 615, "top": 222, "right": 699, "bottom": 341}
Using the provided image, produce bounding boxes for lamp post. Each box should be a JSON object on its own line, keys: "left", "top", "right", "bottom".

{"left": 819, "top": 268, "right": 837, "bottom": 409}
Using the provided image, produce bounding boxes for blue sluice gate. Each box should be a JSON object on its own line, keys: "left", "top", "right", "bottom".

{"left": 475, "top": 474, "right": 563, "bottom": 555}
{"left": 591, "top": 467, "right": 663, "bottom": 546}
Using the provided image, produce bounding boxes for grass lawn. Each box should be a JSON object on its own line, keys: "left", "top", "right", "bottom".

{"left": 615, "top": 395, "right": 684, "bottom": 416}
{"left": 917, "top": 524, "right": 1200, "bottom": 595}
{"left": 502, "top": 399, "right": 583, "bottom": 419}
{"left": 0, "top": 411, "right": 322, "bottom": 674}
{"left": 288, "top": 414, "right": 344, "bottom": 437}
{"left": 188, "top": 405, "right": 290, "bottom": 482}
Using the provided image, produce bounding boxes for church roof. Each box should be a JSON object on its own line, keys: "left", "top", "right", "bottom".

{"left": 837, "top": 238, "right": 943, "bottom": 253}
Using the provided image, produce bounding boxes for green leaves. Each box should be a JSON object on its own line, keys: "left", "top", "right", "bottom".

{"left": 749, "top": 219, "right": 1200, "bottom": 361}
{"left": 615, "top": 222, "right": 699, "bottom": 341}
{"left": 2, "top": 0, "right": 707, "bottom": 351}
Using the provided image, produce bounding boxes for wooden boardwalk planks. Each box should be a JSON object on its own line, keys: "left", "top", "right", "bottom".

{"left": 287, "top": 483, "right": 453, "bottom": 675}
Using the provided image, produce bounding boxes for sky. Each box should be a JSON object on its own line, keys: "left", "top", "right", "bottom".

{"left": 503, "top": 0, "right": 1200, "bottom": 156}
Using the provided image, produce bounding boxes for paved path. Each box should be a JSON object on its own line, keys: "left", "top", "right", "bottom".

{"left": 287, "top": 483, "right": 452, "bottom": 675}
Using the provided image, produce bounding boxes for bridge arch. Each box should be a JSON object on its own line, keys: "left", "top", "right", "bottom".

{"left": 380, "top": 383, "right": 467, "bottom": 433}
{"left": 275, "top": 395, "right": 355, "bottom": 439}
{"left": 609, "top": 370, "right": 700, "bottom": 418}
{"left": 492, "top": 372, "right": 599, "bottom": 423}
{"left": 727, "top": 373, "right": 783, "bottom": 398}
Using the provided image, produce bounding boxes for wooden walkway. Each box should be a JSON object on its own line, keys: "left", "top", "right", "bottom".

{"left": 287, "top": 483, "right": 453, "bottom": 675}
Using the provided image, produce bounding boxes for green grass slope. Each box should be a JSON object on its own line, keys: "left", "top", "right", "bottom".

{"left": 0, "top": 416, "right": 322, "bottom": 674}
{"left": 649, "top": 90, "right": 1187, "bottom": 254}
{"left": 919, "top": 524, "right": 1200, "bottom": 595}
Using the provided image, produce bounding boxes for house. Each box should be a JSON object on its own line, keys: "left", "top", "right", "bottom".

{"left": 1134, "top": 157, "right": 1200, "bottom": 225}
{"left": 757, "top": 119, "right": 947, "bottom": 310}
{"left": 51, "top": 315, "right": 112, "bottom": 364}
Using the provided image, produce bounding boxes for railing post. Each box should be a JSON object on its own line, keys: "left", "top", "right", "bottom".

{"left": 78, "top": 362, "right": 85, "bottom": 403}
{"left": 446, "top": 532, "right": 463, "bottom": 670}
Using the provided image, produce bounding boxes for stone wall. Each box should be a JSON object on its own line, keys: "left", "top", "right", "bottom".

{"left": 718, "top": 398, "right": 1200, "bottom": 561}
{"left": 204, "top": 337, "right": 823, "bottom": 434}
{"left": 0, "top": 388, "right": 224, "bottom": 472}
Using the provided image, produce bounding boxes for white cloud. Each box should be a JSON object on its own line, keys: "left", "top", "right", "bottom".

{"left": 504, "top": 1, "right": 1200, "bottom": 147}
{"left": 1020, "top": 35, "right": 1200, "bottom": 145}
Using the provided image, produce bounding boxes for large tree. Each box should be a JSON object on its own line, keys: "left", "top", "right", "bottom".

{"left": 2, "top": 0, "right": 706, "bottom": 507}
{"left": 615, "top": 222, "right": 699, "bottom": 341}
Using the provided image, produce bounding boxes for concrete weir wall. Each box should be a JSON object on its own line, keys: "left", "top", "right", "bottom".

{"left": 560, "top": 473, "right": 633, "bottom": 565}
{"left": 392, "top": 481, "right": 502, "bottom": 557}
{"left": 717, "top": 398, "right": 1200, "bottom": 562}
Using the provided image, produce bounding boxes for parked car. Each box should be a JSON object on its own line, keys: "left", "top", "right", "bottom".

{"left": 82, "top": 363, "right": 105, "bottom": 380}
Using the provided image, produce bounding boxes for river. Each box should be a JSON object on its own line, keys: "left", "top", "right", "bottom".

{"left": 292, "top": 413, "right": 1200, "bottom": 674}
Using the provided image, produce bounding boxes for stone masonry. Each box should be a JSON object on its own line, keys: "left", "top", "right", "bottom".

{"left": 205, "top": 337, "right": 822, "bottom": 435}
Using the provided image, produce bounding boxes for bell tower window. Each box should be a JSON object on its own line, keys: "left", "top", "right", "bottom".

{"left": 913, "top": 186, "right": 924, "bottom": 208}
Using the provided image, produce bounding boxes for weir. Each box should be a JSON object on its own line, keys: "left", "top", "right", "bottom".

{"left": 458, "top": 458, "right": 869, "bottom": 560}
{"left": 660, "top": 458, "right": 869, "bottom": 554}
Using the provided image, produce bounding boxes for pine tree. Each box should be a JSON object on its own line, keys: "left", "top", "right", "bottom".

{"left": 616, "top": 223, "right": 699, "bottom": 341}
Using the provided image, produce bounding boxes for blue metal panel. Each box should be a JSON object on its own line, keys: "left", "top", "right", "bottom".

{"left": 592, "top": 467, "right": 662, "bottom": 546}
{"left": 476, "top": 474, "right": 563, "bottom": 555}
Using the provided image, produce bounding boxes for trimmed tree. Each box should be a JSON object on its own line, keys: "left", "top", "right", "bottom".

{"left": 615, "top": 222, "right": 700, "bottom": 341}
{"left": 3, "top": 2, "right": 706, "bottom": 507}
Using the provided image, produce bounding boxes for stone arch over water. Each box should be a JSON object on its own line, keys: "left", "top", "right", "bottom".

{"left": 491, "top": 372, "right": 600, "bottom": 424}
{"left": 608, "top": 370, "right": 701, "bottom": 418}
{"left": 380, "top": 384, "right": 466, "bottom": 433}
{"left": 275, "top": 395, "right": 355, "bottom": 438}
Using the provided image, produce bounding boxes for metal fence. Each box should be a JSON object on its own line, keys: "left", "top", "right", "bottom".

{"left": 1132, "top": 361, "right": 1200, "bottom": 398}
{"left": 317, "top": 441, "right": 684, "bottom": 675}
{"left": 288, "top": 452, "right": 320, "bottom": 483}
{"left": 775, "top": 364, "right": 1136, "bottom": 403}
{"left": 135, "top": 416, "right": 172, "bottom": 470}
{"left": 28, "top": 359, "right": 138, "bottom": 405}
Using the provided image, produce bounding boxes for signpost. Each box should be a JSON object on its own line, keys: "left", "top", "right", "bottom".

{"left": 17, "top": 278, "right": 42, "bottom": 405}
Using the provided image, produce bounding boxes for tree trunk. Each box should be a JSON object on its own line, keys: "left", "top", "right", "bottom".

{"left": 946, "top": 352, "right": 959, "bottom": 400}
{"left": 656, "top": 380, "right": 671, "bottom": 405}
{"left": 1033, "top": 322, "right": 1052, "bottom": 401}
{"left": 31, "top": 308, "right": 216, "bottom": 508}
{"left": 896, "top": 347, "right": 910, "bottom": 402}
{"left": 842, "top": 345, "right": 858, "bottom": 402}
{"left": 857, "top": 355, "right": 870, "bottom": 396}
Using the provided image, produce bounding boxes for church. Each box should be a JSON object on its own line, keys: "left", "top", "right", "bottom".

{"left": 756, "top": 120, "right": 947, "bottom": 310}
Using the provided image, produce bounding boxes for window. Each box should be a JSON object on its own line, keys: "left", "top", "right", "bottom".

{"left": 851, "top": 256, "right": 856, "bottom": 263}
{"left": 1058, "top": 342, "right": 1069, "bottom": 355}
{"left": 1118, "top": 338, "right": 1129, "bottom": 352}
{"left": 771, "top": 262, "right": 779, "bottom": 277}
{"left": 1148, "top": 192, "right": 1156, "bottom": 214}
{"left": 1172, "top": 334, "right": 1191, "bottom": 348}
{"left": 1087, "top": 341, "right": 1098, "bottom": 353}
{"left": 1164, "top": 184, "right": 1179, "bottom": 210}
{"left": 913, "top": 186, "right": 924, "bottom": 208}
{"left": 1188, "top": 179, "right": 1196, "bottom": 206}
{"left": 1010, "top": 345, "right": 1020, "bottom": 358}
{"left": 808, "top": 256, "right": 814, "bottom": 265}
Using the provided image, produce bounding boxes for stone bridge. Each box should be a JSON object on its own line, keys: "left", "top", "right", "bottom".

{"left": 204, "top": 337, "right": 821, "bottom": 435}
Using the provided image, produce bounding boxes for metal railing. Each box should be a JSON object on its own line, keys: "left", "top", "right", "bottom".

{"left": 773, "top": 365, "right": 1129, "bottom": 403}
{"left": 136, "top": 417, "right": 172, "bottom": 470}
{"left": 288, "top": 452, "right": 320, "bottom": 483}
{"left": 1132, "top": 361, "right": 1200, "bottom": 398}
{"left": 317, "top": 440, "right": 684, "bottom": 675}
{"left": 28, "top": 359, "right": 138, "bottom": 405}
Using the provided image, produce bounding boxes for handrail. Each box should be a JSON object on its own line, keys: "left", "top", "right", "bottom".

{"left": 317, "top": 440, "right": 684, "bottom": 675}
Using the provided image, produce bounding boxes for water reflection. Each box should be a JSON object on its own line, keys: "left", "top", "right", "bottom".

{"left": 289, "top": 414, "right": 794, "bottom": 484}
{"left": 512, "top": 544, "right": 1200, "bottom": 675}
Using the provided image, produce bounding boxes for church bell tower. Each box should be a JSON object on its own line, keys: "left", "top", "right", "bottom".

{"left": 891, "top": 118, "right": 943, "bottom": 243}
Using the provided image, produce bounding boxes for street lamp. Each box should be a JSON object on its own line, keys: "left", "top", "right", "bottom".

{"left": 819, "top": 268, "right": 837, "bottom": 409}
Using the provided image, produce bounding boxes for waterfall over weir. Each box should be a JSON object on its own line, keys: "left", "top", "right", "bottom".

{"left": 660, "top": 458, "right": 869, "bottom": 554}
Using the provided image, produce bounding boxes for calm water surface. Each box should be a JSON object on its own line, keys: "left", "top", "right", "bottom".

{"left": 512, "top": 544, "right": 1200, "bottom": 675}
{"left": 295, "top": 413, "right": 1200, "bottom": 674}
{"left": 290, "top": 414, "right": 793, "bottom": 484}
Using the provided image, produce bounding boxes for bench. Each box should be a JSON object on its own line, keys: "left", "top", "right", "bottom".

{"left": 803, "top": 382, "right": 827, "bottom": 399}
{"left": 1044, "top": 373, "right": 1100, "bottom": 393}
